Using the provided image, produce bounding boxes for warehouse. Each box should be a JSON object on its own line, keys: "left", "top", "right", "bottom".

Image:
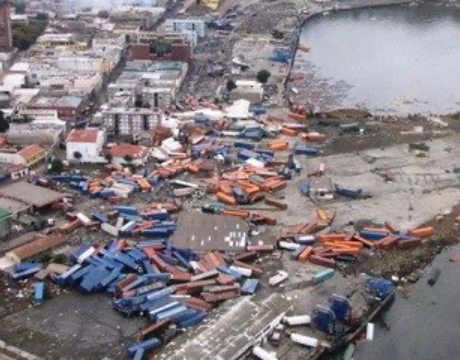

{"left": 0, "top": 181, "right": 64, "bottom": 216}
{"left": 170, "top": 213, "right": 249, "bottom": 253}
{"left": 167, "top": 294, "right": 291, "bottom": 360}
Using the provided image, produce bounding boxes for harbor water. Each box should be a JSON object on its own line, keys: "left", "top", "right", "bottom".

{"left": 354, "top": 244, "right": 460, "bottom": 359}
{"left": 296, "top": 3, "right": 460, "bottom": 114}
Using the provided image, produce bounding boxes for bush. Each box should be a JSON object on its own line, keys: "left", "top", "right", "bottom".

{"left": 49, "top": 158, "right": 64, "bottom": 173}
{"left": 256, "top": 70, "right": 271, "bottom": 84}
{"left": 226, "top": 79, "right": 237, "bottom": 92}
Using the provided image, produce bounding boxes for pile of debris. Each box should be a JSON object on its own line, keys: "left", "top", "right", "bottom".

{"left": 7, "top": 235, "right": 274, "bottom": 359}
{"left": 278, "top": 211, "right": 436, "bottom": 268}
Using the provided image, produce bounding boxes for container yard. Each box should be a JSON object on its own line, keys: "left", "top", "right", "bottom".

{"left": 1, "top": 0, "right": 460, "bottom": 359}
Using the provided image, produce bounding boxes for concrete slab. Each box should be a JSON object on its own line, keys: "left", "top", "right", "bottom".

{"left": 283, "top": 137, "right": 460, "bottom": 231}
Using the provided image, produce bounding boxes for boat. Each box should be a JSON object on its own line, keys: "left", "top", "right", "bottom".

{"left": 307, "top": 289, "right": 396, "bottom": 359}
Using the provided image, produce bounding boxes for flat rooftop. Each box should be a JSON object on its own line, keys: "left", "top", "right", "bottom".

{"left": 0, "top": 181, "right": 64, "bottom": 208}
{"left": 169, "top": 213, "right": 249, "bottom": 253}
{"left": 165, "top": 294, "right": 291, "bottom": 360}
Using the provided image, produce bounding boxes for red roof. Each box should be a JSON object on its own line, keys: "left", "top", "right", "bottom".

{"left": 17, "top": 144, "right": 46, "bottom": 161}
{"left": 0, "top": 136, "right": 6, "bottom": 148}
{"left": 67, "top": 129, "right": 99, "bottom": 144}
{"left": 109, "top": 144, "right": 149, "bottom": 159}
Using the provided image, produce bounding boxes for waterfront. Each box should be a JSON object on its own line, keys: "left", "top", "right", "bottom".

{"left": 355, "top": 243, "right": 460, "bottom": 359}
{"left": 294, "top": 3, "right": 460, "bottom": 114}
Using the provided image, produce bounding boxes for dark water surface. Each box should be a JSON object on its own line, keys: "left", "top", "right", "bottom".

{"left": 351, "top": 245, "right": 460, "bottom": 360}
{"left": 298, "top": 3, "right": 460, "bottom": 114}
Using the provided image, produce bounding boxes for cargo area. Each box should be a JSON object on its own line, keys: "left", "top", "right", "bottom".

{"left": 1, "top": 0, "right": 460, "bottom": 359}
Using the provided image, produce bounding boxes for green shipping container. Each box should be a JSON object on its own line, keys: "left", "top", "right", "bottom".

{"left": 313, "top": 269, "right": 335, "bottom": 284}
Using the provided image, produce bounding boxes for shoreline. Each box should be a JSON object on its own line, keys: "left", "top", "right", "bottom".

{"left": 284, "top": 0, "right": 460, "bottom": 117}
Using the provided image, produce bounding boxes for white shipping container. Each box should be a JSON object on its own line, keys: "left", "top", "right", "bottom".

{"left": 230, "top": 265, "right": 252, "bottom": 277}
{"left": 77, "top": 247, "right": 96, "bottom": 264}
{"left": 366, "top": 322, "right": 375, "bottom": 341}
{"left": 284, "top": 315, "right": 311, "bottom": 326}
{"left": 290, "top": 333, "right": 319, "bottom": 348}
{"left": 101, "top": 223, "right": 119, "bottom": 237}
{"left": 269, "top": 271, "right": 289, "bottom": 286}
{"left": 278, "top": 241, "right": 301, "bottom": 251}
{"left": 252, "top": 346, "right": 278, "bottom": 360}
{"left": 76, "top": 213, "right": 91, "bottom": 226}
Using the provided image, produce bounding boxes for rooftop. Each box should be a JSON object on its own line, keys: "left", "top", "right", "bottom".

{"left": 170, "top": 213, "right": 249, "bottom": 253}
{"left": 17, "top": 145, "right": 46, "bottom": 161}
{"left": 6, "top": 234, "right": 66, "bottom": 263}
{"left": 167, "top": 294, "right": 291, "bottom": 360}
{"left": 0, "top": 181, "right": 64, "bottom": 208}
{"left": 67, "top": 129, "right": 100, "bottom": 144}
{"left": 108, "top": 144, "right": 149, "bottom": 159}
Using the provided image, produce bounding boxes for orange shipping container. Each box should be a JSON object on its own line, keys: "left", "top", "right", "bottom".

{"left": 269, "top": 140, "right": 289, "bottom": 151}
{"left": 280, "top": 128, "right": 298, "bottom": 137}
{"left": 298, "top": 246, "right": 313, "bottom": 263}
{"left": 216, "top": 192, "right": 237, "bottom": 206}
{"left": 288, "top": 112, "right": 306, "bottom": 122}
{"left": 409, "top": 226, "right": 435, "bottom": 238}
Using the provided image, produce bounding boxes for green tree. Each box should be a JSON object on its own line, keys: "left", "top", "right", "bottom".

{"left": 12, "top": 20, "right": 48, "bottom": 51}
{"left": 226, "top": 79, "right": 237, "bottom": 92}
{"left": 49, "top": 158, "right": 64, "bottom": 173}
{"left": 0, "top": 111, "right": 9, "bottom": 133}
{"left": 124, "top": 155, "right": 133, "bottom": 163}
{"left": 256, "top": 70, "right": 271, "bottom": 84}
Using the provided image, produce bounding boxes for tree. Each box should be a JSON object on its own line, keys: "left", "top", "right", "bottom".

{"left": 134, "top": 98, "right": 143, "bottom": 108}
{"left": 0, "top": 111, "right": 9, "bottom": 133}
{"left": 49, "top": 158, "right": 64, "bottom": 173}
{"left": 13, "top": 1, "right": 26, "bottom": 14}
{"left": 105, "top": 152, "right": 113, "bottom": 163}
{"left": 256, "top": 70, "right": 271, "bottom": 84}
{"left": 73, "top": 151, "right": 82, "bottom": 161}
{"left": 226, "top": 79, "right": 237, "bottom": 92}
{"left": 98, "top": 10, "right": 109, "bottom": 18}
{"left": 124, "top": 155, "right": 133, "bottom": 163}
{"left": 13, "top": 21, "right": 48, "bottom": 50}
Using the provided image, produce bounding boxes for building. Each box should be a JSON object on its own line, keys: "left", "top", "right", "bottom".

{"left": 132, "top": 32, "right": 192, "bottom": 63}
{"left": 0, "top": 144, "right": 46, "bottom": 168}
{"left": 168, "top": 294, "right": 291, "bottom": 360}
{"left": 0, "top": 181, "right": 64, "bottom": 218}
{"left": 230, "top": 80, "right": 264, "bottom": 103}
{"left": 0, "top": 51, "right": 15, "bottom": 73}
{"left": 5, "top": 123, "right": 63, "bottom": 147}
{"left": 0, "top": 0, "right": 12, "bottom": 51}
{"left": 200, "top": 0, "right": 221, "bottom": 10}
{"left": 6, "top": 234, "right": 66, "bottom": 263}
{"left": 170, "top": 213, "right": 251, "bottom": 253}
{"left": 66, "top": 129, "right": 106, "bottom": 163}
{"left": 165, "top": 19, "right": 206, "bottom": 38}
{"left": 102, "top": 107, "right": 163, "bottom": 136}
{"left": 36, "top": 33, "right": 88, "bottom": 50}
{"left": 27, "top": 95, "right": 86, "bottom": 122}
{"left": 0, "top": 206, "right": 12, "bottom": 239}
{"left": 108, "top": 61, "right": 187, "bottom": 111}
{"left": 164, "top": 18, "right": 206, "bottom": 47}
{"left": 108, "top": 144, "right": 150, "bottom": 167}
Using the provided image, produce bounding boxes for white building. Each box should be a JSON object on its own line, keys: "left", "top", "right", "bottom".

{"left": 164, "top": 18, "right": 206, "bottom": 38}
{"left": 108, "top": 143, "right": 150, "bottom": 167}
{"left": 102, "top": 107, "right": 163, "bottom": 136}
{"left": 230, "top": 80, "right": 264, "bottom": 103}
{"left": 66, "top": 129, "right": 106, "bottom": 163}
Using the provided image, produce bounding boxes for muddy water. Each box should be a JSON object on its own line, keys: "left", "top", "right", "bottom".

{"left": 296, "top": 3, "right": 460, "bottom": 114}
